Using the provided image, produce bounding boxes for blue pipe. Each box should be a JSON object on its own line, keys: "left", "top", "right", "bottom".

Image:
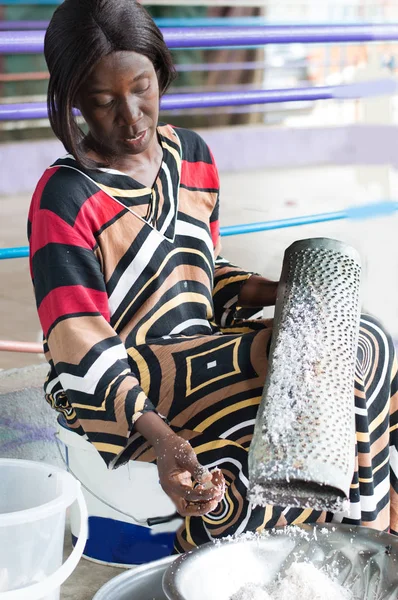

{"left": 0, "top": 0, "right": 59, "bottom": 3}
{"left": 219, "top": 211, "right": 346, "bottom": 237}
{"left": 2, "top": 201, "right": 397, "bottom": 260}
{"left": 0, "top": 18, "right": 272, "bottom": 29}
{"left": 6, "top": 78, "right": 398, "bottom": 121}
{"left": 0, "top": 247, "right": 30, "bottom": 260}
{"left": 0, "top": 18, "right": 393, "bottom": 30}
{"left": 4, "top": 25, "right": 398, "bottom": 55}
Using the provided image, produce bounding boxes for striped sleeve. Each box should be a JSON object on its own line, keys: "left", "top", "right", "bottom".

{"left": 174, "top": 127, "right": 257, "bottom": 327}
{"left": 210, "top": 191, "right": 258, "bottom": 327}
{"left": 390, "top": 354, "right": 398, "bottom": 535}
{"left": 28, "top": 168, "right": 156, "bottom": 468}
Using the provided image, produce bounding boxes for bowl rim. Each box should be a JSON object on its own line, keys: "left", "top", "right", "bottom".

{"left": 162, "top": 523, "right": 398, "bottom": 600}
{"left": 92, "top": 554, "right": 176, "bottom": 600}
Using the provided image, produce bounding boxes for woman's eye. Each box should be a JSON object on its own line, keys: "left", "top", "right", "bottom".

{"left": 94, "top": 99, "right": 113, "bottom": 108}
{"left": 135, "top": 84, "right": 150, "bottom": 95}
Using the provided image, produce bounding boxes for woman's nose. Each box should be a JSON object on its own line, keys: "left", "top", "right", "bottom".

{"left": 117, "top": 97, "right": 142, "bottom": 126}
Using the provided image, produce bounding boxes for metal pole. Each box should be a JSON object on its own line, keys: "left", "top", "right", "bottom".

{"left": 2, "top": 201, "right": 397, "bottom": 260}
{"left": 3, "top": 25, "right": 398, "bottom": 54}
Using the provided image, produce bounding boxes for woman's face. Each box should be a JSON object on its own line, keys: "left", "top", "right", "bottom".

{"left": 78, "top": 51, "right": 160, "bottom": 158}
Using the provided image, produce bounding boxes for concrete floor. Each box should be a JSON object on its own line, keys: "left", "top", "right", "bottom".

{"left": 0, "top": 189, "right": 44, "bottom": 370}
{"left": 61, "top": 531, "right": 125, "bottom": 600}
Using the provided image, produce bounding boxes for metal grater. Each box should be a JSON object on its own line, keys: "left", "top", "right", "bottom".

{"left": 248, "top": 238, "right": 362, "bottom": 512}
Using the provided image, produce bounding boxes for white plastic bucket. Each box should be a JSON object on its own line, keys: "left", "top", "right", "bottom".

{"left": 0, "top": 459, "right": 88, "bottom": 600}
{"left": 57, "top": 423, "right": 180, "bottom": 568}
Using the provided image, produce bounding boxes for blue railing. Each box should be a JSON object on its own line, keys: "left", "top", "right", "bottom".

{"left": 2, "top": 202, "right": 397, "bottom": 260}
{"left": 1, "top": 18, "right": 395, "bottom": 29}
{"left": 3, "top": 25, "right": 398, "bottom": 54}
{"left": 1, "top": 21, "right": 398, "bottom": 261}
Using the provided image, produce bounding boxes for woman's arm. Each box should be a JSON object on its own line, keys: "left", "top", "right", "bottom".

{"left": 29, "top": 178, "right": 154, "bottom": 468}
{"left": 207, "top": 149, "right": 278, "bottom": 325}
{"left": 135, "top": 412, "right": 225, "bottom": 516}
{"left": 212, "top": 256, "right": 278, "bottom": 327}
{"left": 238, "top": 274, "right": 278, "bottom": 308}
{"left": 29, "top": 168, "right": 224, "bottom": 514}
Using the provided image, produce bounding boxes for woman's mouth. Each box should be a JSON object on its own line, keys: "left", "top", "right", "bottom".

{"left": 122, "top": 130, "right": 147, "bottom": 148}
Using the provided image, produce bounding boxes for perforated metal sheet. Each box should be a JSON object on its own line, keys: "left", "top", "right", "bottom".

{"left": 248, "top": 238, "right": 362, "bottom": 511}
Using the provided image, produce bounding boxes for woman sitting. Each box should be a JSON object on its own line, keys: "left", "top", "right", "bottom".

{"left": 28, "top": 0, "right": 398, "bottom": 552}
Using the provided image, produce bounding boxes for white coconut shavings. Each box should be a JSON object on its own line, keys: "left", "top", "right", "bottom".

{"left": 218, "top": 525, "right": 335, "bottom": 545}
{"left": 230, "top": 562, "right": 353, "bottom": 600}
{"left": 271, "top": 561, "right": 353, "bottom": 600}
{"left": 219, "top": 527, "right": 367, "bottom": 600}
{"left": 249, "top": 483, "right": 350, "bottom": 513}
{"left": 230, "top": 583, "right": 273, "bottom": 600}
{"left": 248, "top": 275, "right": 356, "bottom": 511}
{"left": 265, "top": 294, "right": 329, "bottom": 450}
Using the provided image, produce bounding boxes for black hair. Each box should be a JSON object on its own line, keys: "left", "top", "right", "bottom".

{"left": 44, "top": 0, "right": 176, "bottom": 167}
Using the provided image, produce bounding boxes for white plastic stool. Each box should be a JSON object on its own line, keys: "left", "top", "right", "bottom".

{"left": 56, "top": 422, "right": 181, "bottom": 567}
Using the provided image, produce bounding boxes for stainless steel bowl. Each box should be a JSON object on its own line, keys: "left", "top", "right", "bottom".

{"left": 162, "top": 524, "right": 398, "bottom": 600}
{"left": 92, "top": 555, "right": 175, "bottom": 600}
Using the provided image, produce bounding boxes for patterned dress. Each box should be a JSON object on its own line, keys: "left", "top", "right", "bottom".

{"left": 28, "top": 124, "right": 398, "bottom": 552}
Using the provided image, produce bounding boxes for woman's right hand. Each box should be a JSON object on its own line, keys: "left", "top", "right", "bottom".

{"left": 134, "top": 411, "right": 225, "bottom": 516}
{"left": 155, "top": 433, "right": 225, "bottom": 517}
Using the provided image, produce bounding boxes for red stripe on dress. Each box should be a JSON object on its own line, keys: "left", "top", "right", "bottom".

{"left": 29, "top": 168, "right": 61, "bottom": 276}
{"left": 29, "top": 167, "right": 60, "bottom": 222}
{"left": 38, "top": 285, "right": 110, "bottom": 337}
{"left": 210, "top": 220, "right": 220, "bottom": 248}
{"left": 30, "top": 190, "right": 125, "bottom": 257}
{"left": 180, "top": 160, "right": 219, "bottom": 190}
{"left": 74, "top": 190, "right": 126, "bottom": 235}
{"left": 30, "top": 209, "right": 93, "bottom": 257}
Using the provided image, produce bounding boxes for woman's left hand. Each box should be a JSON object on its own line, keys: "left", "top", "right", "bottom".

{"left": 155, "top": 433, "right": 226, "bottom": 517}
